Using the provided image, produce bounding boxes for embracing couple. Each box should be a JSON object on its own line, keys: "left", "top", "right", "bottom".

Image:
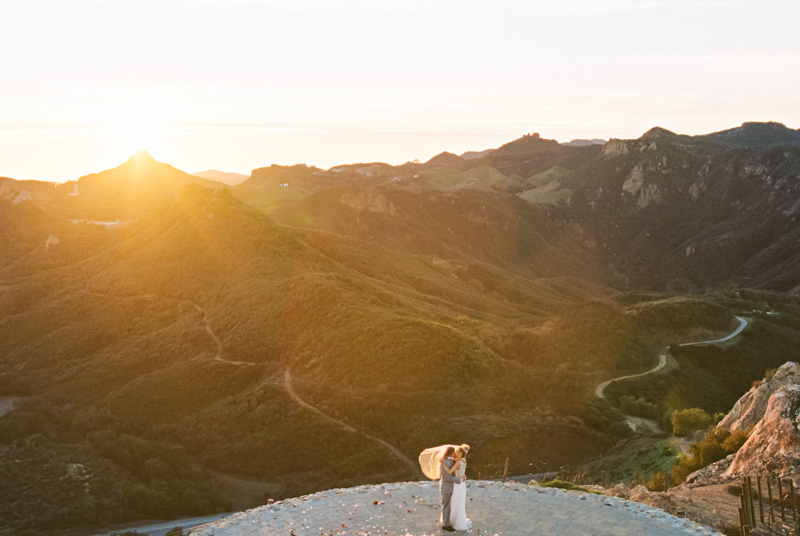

{"left": 418, "top": 443, "right": 472, "bottom": 532}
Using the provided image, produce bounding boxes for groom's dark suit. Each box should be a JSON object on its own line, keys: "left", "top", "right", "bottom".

{"left": 439, "top": 457, "right": 462, "bottom": 528}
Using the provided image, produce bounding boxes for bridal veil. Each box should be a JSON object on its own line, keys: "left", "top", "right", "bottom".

{"left": 418, "top": 444, "right": 458, "bottom": 479}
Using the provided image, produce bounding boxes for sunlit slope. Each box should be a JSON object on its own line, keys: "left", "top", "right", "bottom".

{"left": 269, "top": 184, "right": 603, "bottom": 280}
{"left": 1, "top": 185, "right": 625, "bottom": 481}
{"left": 51, "top": 151, "right": 228, "bottom": 221}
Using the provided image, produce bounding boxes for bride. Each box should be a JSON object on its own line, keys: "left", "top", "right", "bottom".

{"left": 439, "top": 444, "right": 472, "bottom": 531}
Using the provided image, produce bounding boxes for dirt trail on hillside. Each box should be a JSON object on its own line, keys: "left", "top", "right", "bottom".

{"left": 187, "top": 300, "right": 223, "bottom": 358}
{"left": 283, "top": 370, "right": 421, "bottom": 478}
{"left": 183, "top": 299, "right": 262, "bottom": 366}
{"left": 83, "top": 289, "right": 262, "bottom": 366}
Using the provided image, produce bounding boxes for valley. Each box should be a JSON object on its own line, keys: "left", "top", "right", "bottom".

{"left": 1, "top": 122, "right": 800, "bottom": 535}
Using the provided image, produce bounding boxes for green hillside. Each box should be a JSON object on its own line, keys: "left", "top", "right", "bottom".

{"left": 2, "top": 125, "right": 800, "bottom": 535}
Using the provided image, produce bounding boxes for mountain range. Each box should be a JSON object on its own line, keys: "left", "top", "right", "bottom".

{"left": 1, "top": 122, "right": 799, "bottom": 535}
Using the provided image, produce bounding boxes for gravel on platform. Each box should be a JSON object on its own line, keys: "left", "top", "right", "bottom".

{"left": 190, "top": 480, "right": 723, "bottom": 536}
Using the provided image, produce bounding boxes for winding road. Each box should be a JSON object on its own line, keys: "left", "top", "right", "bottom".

{"left": 595, "top": 315, "right": 749, "bottom": 400}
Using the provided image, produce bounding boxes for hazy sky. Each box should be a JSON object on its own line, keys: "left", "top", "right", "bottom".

{"left": 2, "top": 0, "right": 799, "bottom": 181}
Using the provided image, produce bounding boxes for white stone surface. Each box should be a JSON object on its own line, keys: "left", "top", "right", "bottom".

{"left": 191, "top": 480, "right": 722, "bottom": 536}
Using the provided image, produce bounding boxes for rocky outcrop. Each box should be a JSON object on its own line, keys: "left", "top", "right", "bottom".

{"left": 603, "top": 483, "right": 673, "bottom": 510}
{"left": 683, "top": 456, "right": 735, "bottom": 488}
{"left": 601, "top": 139, "right": 630, "bottom": 158}
{"left": 622, "top": 163, "right": 645, "bottom": 195}
{"left": 338, "top": 191, "right": 398, "bottom": 215}
{"left": 44, "top": 235, "right": 60, "bottom": 251}
{"left": 718, "top": 362, "right": 800, "bottom": 433}
{"left": 673, "top": 362, "right": 800, "bottom": 485}
{"left": 726, "top": 385, "right": 800, "bottom": 476}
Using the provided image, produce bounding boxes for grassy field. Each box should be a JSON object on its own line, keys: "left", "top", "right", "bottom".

{"left": 575, "top": 436, "right": 684, "bottom": 485}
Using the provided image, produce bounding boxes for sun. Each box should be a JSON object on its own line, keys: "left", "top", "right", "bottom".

{"left": 122, "top": 115, "right": 158, "bottom": 153}
{"left": 125, "top": 122, "right": 154, "bottom": 150}
{"left": 111, "top": 105, "right": 163, "bottom": 155}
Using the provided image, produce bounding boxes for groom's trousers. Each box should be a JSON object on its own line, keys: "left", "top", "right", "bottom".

{"left": 440, "top": 492, "right": 452, "bottom": 526}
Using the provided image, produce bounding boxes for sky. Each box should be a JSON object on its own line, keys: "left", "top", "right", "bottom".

{"left": 1, "top": 0, "right": 799, "bottom": 181}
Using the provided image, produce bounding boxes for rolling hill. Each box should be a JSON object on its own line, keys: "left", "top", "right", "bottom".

{"left": 1, "top": 123, "right": 800, "bottom": 534}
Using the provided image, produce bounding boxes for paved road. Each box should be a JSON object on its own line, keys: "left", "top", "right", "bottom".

{"left": 688, "top": 315, "right": 748, "bottom": 345}
{"left": 595, "top": 316, "right": 749, "bottom": 400}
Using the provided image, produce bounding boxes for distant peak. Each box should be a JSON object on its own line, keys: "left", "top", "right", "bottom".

{"left": 705, "top": 121, "right": 800, "bottom": 148}
{"left": 424, "top": 151, "right": 463, "bottom": 166}
{"left": 495, "top": 132, "right": 560, "bottom": 153}
{"left": 739, "top": 121, "right": 788, "bottom": 130}
{"left": 641, "top": 127, "right": 677, "bottom": 139}
{"left": 127, "top": 150, "right": 156, "bottom": 163}
{"left": 561, "top": 138, "right": 606, "bottom": 147}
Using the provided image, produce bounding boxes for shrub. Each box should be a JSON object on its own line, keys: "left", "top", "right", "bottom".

{"left": 124, "top": 484, "right": 165, "bottom": 516}
{"left": 725, "top": 484, "right": 742, "bottom": 496}
{"left": 721, "top": 429, "right": 749, "bottom": 452}
{"left": 671, "top": 427, "right": 749, "bottom": 485}
{"left": 70, "top": 406, "right": 115, "bottom": 435}
{"left": 671, "top": 408, "right": 713, "bottom": 436}
{"left": 646, "top": 471, "right": 672, "bottom": 492}
{"left": 607, "top": 421, "right": 633, "bottom": 437}
{"left": 618, "top": 395, "right": 659, "bottom": 420}
{"left": 659, "top": 409, "right": 674, "bottom": 433}
{"left": 539, "top": 480, "right": 601, "bottom": 494}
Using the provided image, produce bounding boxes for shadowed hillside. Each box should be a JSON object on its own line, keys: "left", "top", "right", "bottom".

{"left": 562, "top": 123, "right": 800, "bottom": 293}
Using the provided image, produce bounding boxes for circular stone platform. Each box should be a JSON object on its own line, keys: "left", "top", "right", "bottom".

{"left": 191, "top": 480, "right": 722, "bottom": 536}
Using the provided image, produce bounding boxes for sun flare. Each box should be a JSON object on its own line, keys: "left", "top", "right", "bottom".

{"left": 112, "top": 106, "right": 162, "bottom": 155}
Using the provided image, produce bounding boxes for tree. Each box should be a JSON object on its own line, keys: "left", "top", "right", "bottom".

{"left": 671, "top": 408, "right": 713, "bottom": 436}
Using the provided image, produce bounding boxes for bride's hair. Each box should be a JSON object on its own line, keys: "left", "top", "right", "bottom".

{"left": 459, "top": 444, "right": 470, "bottom": 457}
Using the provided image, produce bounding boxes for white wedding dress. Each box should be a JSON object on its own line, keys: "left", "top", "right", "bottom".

{"left": 450, "top": 460, "right": 472, "bottom": 531}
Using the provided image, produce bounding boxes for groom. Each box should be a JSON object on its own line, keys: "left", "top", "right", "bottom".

{"left": 439, "top": 446, "right": 466, "bottom": 532}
